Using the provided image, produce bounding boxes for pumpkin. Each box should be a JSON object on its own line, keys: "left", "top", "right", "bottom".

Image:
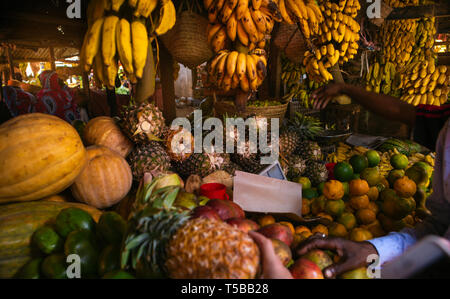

{"left": 322, "top": 180, "right": 345, "bottom": 200}
{"left": 394, "top": 176, "right": 417, "bottom": 198}
{"left": 0, "top": 113, "right": 87, "bottom": 204}
{"left": 0, "top": 201, "right": 101, "bottom": 278}
{"left": 71, "top": 146, "right": 133, "bottom": 209}
{"left": 83, "top": 116, "right": 133, "bottom": 157}
{"left": 349, "top": 179, "right": 370, "bottom": 196}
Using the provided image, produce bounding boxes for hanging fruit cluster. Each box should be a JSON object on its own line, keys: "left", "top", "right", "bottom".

{"left": 379, "top": 21, "right": 417, "bottom": 68}
{"left": 399, "top": 61, "right": 449, "bottom": 106}
{"left": 301, "top": 0, "right": 361, "bottom": 83}
{"left": 204, "top": 0, "right": 280, "bottom": 92}
{"left": 410, "top": 17, "right": 436, "bottom": 63}
{"left": 206, "top": 49, "right": 268, "bottom": 92}
{"left": 80, "top": 0, "right": 177, "bottom": 89}
{"left": 385, "top": 0, "right": 420, "bottom": 7}
{"left": 365, "top": 61, "right": 402, "bottom": 96}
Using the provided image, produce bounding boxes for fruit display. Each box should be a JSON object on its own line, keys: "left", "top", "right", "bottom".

{"left": 0, "top": 201, "right": 102, "bottom": 278}
{"left": 0, "top": 114, "right": 87, "bottom": 204}
{"left": 81, "top": 0, "right": 176, "bottom": 88}
{"left": 71, "top": 146, "right": 133, "bottom": 209}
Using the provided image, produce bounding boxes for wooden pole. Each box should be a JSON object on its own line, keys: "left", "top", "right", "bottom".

{"left": 81, "top": 72, "right": 91, "bottom": 102}
{"left": 159, "top": 43, "right": 177, "bottom": 125}
{"left": 268, "top": 41, "right": 282, "bottom": 99}
{"left": 330, "top": 64, "right": 345, "bottom": 84}
{"left": 49, "top": 47, "right": 56, "bottom": 71}
{"left": 6, "top": 48, "right": 14, "bottom": 80}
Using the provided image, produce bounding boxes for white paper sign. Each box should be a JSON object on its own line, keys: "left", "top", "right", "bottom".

{"left": 233, "top": 171, "right": 303, "bottom": 218}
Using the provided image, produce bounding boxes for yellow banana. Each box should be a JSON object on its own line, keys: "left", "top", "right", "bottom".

{"left": 131, "top": 20, "right": 149, "bottom": 79}
{"left": 236, "top": 53, "right": 247, "bottom": 80}
{"left": 215, "top": 52, "right": 229, "bottom": 81}
{"left": 307, "top": 2, "right": 323, "bottom": 22}
{"left": 93, "top": 53, "right": 106, "bottom": 86}
{"left": 242, "top": 9, "right": 259, "bottom": 43}
{"left": 155, "top": 0, "right": 176, "bottom": 36}
{"left": 246, "top": 54, "right": 257, "bottom": 82}
{"left": 135, "top": 0, "right": 158, "bottom": 17}
{"left": 129, "top": 0, "right": 138, "bottom": 8}
{"left": 220, "top": 4, "right": 234, "bottom": 23}
{"left": 240, "top": 75, "right": 250, "bottom": 92}
{"left": 296, "top": 0, "right": 309, "bottom": 20}
{"left": 211, "top": 26, "right": 227, "bottom": 53}
{"left": 84, "top": 17, "right": 105, "bottom": 70}
{"left": 299, "top": 18, "right": 310, "bottom": 38}
{"left": 227, "top": 12, "right": 238, "bottom": 42}
{"left": 252, "top": 0, "right": 262, "bottom": 9}
{"left": 251, "top": 8, "right": 267, "bottom": 33}
{"left": 227, "top": 0, "right": 239, "bottom": 10}
{"left": 204, "top": 0, "right": 215, "bottom": 10}
{"left": 88, "top": 0, "right": 106, "bottom": 27}
{"left": 116, "top": 18, "right": 134, "bottom": 75}
{"left": 208, "top": 50, "right": 229, "bottom": 75}
{"left": 231, "top": 72, "right": 240, "bottom": 89}
{"left": 237, "top": 20, "right": 250, "bottom": 46}
{"left": 286, "top": 0, "right": 303, "bottom": 20}
{"left": 226, "top": 51, "right": 239, "bottom": 78}
{"left": 102, "top": 15, "right": 119, "bottom": 67}
{"left": 105, "top": 58, "right": 118, "bottom": 89}
{"left": 222, "top": 74, "right": 233, "bottom": 92}
{"left": 279, "top": 0, "right": 294, "bottom": 24}
{"left": 208, "top": 23, "right": 224, "bottom": 44}
{"left": 237, "top": 0, "right": 249, "bottom": 20}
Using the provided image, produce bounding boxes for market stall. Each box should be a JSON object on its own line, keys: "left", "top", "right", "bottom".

{"left": 0, "top": 0, "right": 449, "bottom": 280}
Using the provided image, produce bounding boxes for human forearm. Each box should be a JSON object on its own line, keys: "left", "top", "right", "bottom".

{"left": 340, "top": 84, "right": 416, "bottom": 126}
{"left": 367, "top": 231, "right": 417, "bottom": 266}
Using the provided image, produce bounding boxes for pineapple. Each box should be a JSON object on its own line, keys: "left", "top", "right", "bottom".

{"left": 297, "top": 141, "right": 322, "bottom": 161}
{"left": 288, "top": 112, "right": 324, "bottom": 141}
{"left": 304, "top": 161, "right": 328, "bottom": 186}
{"left": 174, "top": 151, "right": 232, "bottom": 179}
{"left": 122, "top": 177, "right": 260, "bottom": 279}
{"left": 121, "top": 103, "right": 165, "bottom": 144}
{"left": 282, "top": 155, "right": 306, "bottom": 179}
{"left": 127, "top": 142, "right": 171, "bottom": 181}
{"left": 231, "top": 141, "right": 263, "bottom": 174}
{"left": 279, "top": 130, "right": 301, "bottom": 158}
{"left": 164, "top": 126, "right": 194, "bottom": 162}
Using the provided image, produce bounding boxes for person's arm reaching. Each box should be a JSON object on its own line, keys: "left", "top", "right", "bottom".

{"left": 311, "top": 83, "right": 417, "bottom": 127}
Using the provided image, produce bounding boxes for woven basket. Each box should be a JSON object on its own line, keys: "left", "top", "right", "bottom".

{"left": 273, "top": 23, "right": 307, "bottom": 64}
{"left": 214, "top": 101, "right": 289, "bottom": 125}
{"left": 160, "top": 11, "right": 213, "bottom": 69}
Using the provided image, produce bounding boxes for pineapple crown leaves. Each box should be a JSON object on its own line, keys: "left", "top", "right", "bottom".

{"left": 122, "top": 177, "right": 190, "bottom": 275}
{"left": 287, "top": 112, "right": 325, "bottom": 140}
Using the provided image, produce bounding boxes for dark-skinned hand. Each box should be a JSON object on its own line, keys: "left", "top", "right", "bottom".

{"left": 311, "top": 83, "right": 346, "bottom": 110}
{"left": 297, "top": 235, "right": 378, "bottom": 279}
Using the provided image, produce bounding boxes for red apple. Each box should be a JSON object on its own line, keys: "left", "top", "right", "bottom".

{"left": 206, "top": 199, "right": 245, "bottom": 220}
{"left": 301, "top": 249, "right": 333, "bottom": 271}
{"left": 271, "top": 238, "right": 292, "bottom": 267}
{"left": 226, "top": 218, "right": 260, "bottom": 233}
{"left": 191, "top": 206, "right": 221, "bottom": 221}
{"left": 290, "top": 258, "right": 324, "bottom": 279}
{"left": 257, "top": 223, "right": 294, "bottom": 247}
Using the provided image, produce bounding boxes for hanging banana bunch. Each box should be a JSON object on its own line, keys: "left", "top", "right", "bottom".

{"left": 80, "top": 0, "right": 177, "bottom": 89}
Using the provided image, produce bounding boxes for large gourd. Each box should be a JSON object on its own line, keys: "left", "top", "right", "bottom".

{"left": 0, "top": 200, "right": 102, "bottom": 278}
{"left": 0, "top": 113, "right": 88, "bottom": 203}
{"left": 71, "top": 146, "right": 133, "bottom": 209}
{"left": 83, "top": 116, "right": 133, "bottom": 157}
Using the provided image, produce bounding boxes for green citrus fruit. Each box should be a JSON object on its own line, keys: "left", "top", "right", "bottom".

{"left": 337, "top": 212, "right": 357, "bottom": 230}
{"left": 41, "top": 254, "right": 67, "bottom": 279}
{"left": 390, "top": 154, "right": 409, "bottom": 170}
{"left": 303, "top": 188, "right": 319, "bottom": 199}
{"left": 360, "top": 167, "right": 381, "bottom": 186}
{"left": 328, "top": 222, "right": 348, "bottom": 238}
{"left": 349, "top": 155, "right": 369, "bottom": 174}
{"left": 317, "top": 182, "right": 326, "bottom": 194}
{"left": 32, "top": 226, "right": 63, "bottom": 255}
{"left": 103, "top": 270, "right": 135, "bottom": 279}
{"left": 342, "top": 182, "right": 349, "bottom": 196}
{"left": 296, "top": 177, "right": 312, "bottom": 189}
{"left": 334, "top": 162, "right": 354, "bottom": 182}
{"left": 387, "top": 169, "right": 405, "bottom": 187}
{"left": 15, "top": 258, "right": 43, "bottom": 279}
{"left": 325, "top": 199, "right": 345, "bottom": 217}
{"left": 97, "top": 212, "right": 126, "bottom": 245}
{"left": 366, "top": 150, "right": 381, "bottom": 167}
{"left": 64, "top": 229, "right": 99, "bottom": 277}
{"left": 339, "top": 267, "right": 370, "bottom": 279}
{"left": 55, "top": 208, "right": 95, "bottom": 238}
{"left": 98, "top": 244, "right": 121, "bottom": 277}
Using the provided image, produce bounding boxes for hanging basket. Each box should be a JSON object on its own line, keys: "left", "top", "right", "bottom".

{"left": 214, "top": 100, "right": 289, "bottom": 126}
{"left": 160, "top": 10, "right": 213, "bottom": 69}
{"left": 273, "top": 23, "right": 307, "bottom": 64}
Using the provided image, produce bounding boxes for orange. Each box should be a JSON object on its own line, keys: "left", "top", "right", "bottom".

{"left": 328, "top": 222, "right": 348, "bottom": 238}
{"left": 279, "top": 221, "right": 295, "bottom": 235}
{"left": 312, "top": 224, "right": 328, "bottom": 236}
{"left": 350, "top": 195, "right": 370, "bottom": 210}
{"left": 367, "top": 186, "right": 379, "bottom": 201}
{"left": 366, "top": 220, "right": 386, "bottom": 238}
{"left": 360, "top": 167, "right": 381, "bottom": 187}
{"left": 323, "top": 180, "right": 345, "bottom": 200}
{"left": 380, "top": 177, "right": 390, "bottom": 189}
{"left": 258, "top": 215, "right": 275, "bottom": 227}
{"left": 325, "top": 199, "right": 345, "bottom": 217}
{"left": 295, "top": 225, "right": 311, "bottom": 235}
{"left": 349, "top": 228, "right": 373, "bottom": 242}
{"left": 356, "top": 208, "right": 377, "bottom": 225}
{"left": 344, "top": 202, "right": 355, "bottom": 214}
{"left": 337, "top": 212, "right": 357, "bottom": 230}
{"left": 302, "top": 198, "right": 311, "bottom": 215}
{"left": 317, "top": 212, "right": 333, "bottom": 222}
{"left": 393, "top": 176, "right": 417, "bottom": 197}
{"left": 300, "top": 230, "right": 313, "bottom": 239}
{"left": 311, "top": 196, "right": 327, "bottom": 215}
{"left": 349, "top": 179, "right": 370, "bottom": 196}
{"left": 367, "top": 201, "right": 380, "bottom": 215}
{"left": 292, "top": 233, "right": 307, "bottom": 248}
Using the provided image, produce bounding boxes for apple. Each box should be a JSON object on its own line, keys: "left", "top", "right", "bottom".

{"left": 206, "top": 199, "right": 245, "bottom": 221}
{"left": 301, "top": 249, "right": 333, "bottom": 271}
{"left": 271, "top": 239, "right": 292, "bottom": 267}
{"left": 191, "top": 206, "right": 221, "bottom": 221}
{"left": 290, "top": 258, "right": 324, "bottom": 279}
{"left": 226, "top": 218, "right": 260, "bottom": 233}
{"left": 257, "top": 223, "right": 294, "bottom": 247}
